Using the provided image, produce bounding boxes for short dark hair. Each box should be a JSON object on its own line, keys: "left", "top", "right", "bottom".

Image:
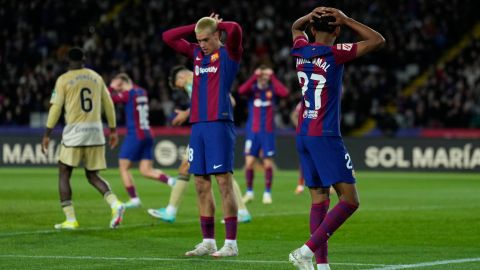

{"left": 311, "top": 15, "right": 336, "bottom": 33}
{"left": 168, "top": 65, "right": 189, "bottom": 89}
{"left": 68, "top": 47, "right": 85, "bottom": 62}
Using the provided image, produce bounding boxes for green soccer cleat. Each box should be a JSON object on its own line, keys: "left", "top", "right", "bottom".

{"left": 147, "top": 208, "right": 176, "bottom": 223}
{"left": 54, "top": 220, "right": 79, "bottom": 230}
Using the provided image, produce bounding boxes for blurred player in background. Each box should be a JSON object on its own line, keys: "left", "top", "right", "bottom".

{"left": 239, "top": 65, "right": 289, "bottom": 204}
{"left": 290, "top": 101, "right": 305, "bottom": 194}
{"left": 288, "top": 7, "right": 385, "bottom": 270}
{"left": 41, "top": 47, "right": 125, "bottom": 230}
{"left": 108, "top": 73, "right": 175, "bottom": 209}
{"left": 162, "top": 13, "right": 243, "bottom": 257}
{"left": 147, "top": 66, "right": 252, "bottom": 223}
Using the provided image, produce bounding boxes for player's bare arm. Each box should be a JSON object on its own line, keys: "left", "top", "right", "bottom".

{"left": 109, "top": 128, "right": 118, "bottom": 149}
{"left": 291, "top": 8, "right": 322, "bottom": 41}
{"left": 172, "top": 109, "right": 190, "bottom": 126}
{"left": 320, "top": 7, "right": 385, "bottom": 57}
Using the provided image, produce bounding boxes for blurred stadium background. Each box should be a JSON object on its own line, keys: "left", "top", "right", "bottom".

{"left": 0, "top": 1, "right": 479, "bottom": 269}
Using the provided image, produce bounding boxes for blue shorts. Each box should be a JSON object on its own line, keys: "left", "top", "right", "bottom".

{"left": 244, "top": 132, "right": 276, "bottom": 158}
{"left": 296, "top": 135, "right": 356, "bottom": 188}
{"left": 119, "top": 135, "right": 154, "bottom": 162}
{"left": 188, "top": 121, "right": 236, "bottom": 175}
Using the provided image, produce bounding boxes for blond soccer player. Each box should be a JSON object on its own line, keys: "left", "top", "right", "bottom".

{"left": 42, "top": 47, "right": 125, "bottom": 230}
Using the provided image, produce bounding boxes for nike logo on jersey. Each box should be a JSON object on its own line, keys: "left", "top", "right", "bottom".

{"left": 213, "top": 164, "right": 223, "bottom": 169}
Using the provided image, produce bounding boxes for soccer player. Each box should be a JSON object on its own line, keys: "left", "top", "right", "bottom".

{"left": 147, "top": 66, "right": 252, "bottom": 223}
{"left": 41, "top": 47, "right": 125, "bottom": 230}
{"left": 108, "top": 73, "right": 175, "bottom": 208}
{"left": 162, "top": 13, "right": 242, "bottom": 257}
{"left": 239, "top": 65, "right": 289, "bottom": 204}
{"left": 288, "top": 7, "right": 385, "bottom": 270}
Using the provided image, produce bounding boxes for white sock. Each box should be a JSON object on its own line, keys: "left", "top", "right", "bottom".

{"left": 130, "top": 197, "right": 140, "bottom": 203}
{"left": 238, "top": 209, "right": 249, "bottom": 216}
{"left": 166, "top": 205, "right": 177, "bottom": 215}
{"left": 167, "top": 177, "right": 176, "bottom": 186}
{"left": 300, "top": 244, "right": 314, "bottom": 258}
{"left": 246, "top": 191, "right": 254, "bottom": 196}
{"left": 202, "top": 238, "right": 216, "bottom": 245}
{"left": 317, "top": 263, "right": 330, "bottom": 270}
{"left": 225, "top": 239, "right": 237, "bottom": 246}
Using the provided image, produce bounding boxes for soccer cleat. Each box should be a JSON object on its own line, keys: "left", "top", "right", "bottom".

{"left": 110, "top": 202, "right": 125, "bottom": 229}
{"left": 54, "top": 220, "right": 79, "bottom": 230}
{"left": 147, "top": 208, "right": 176, "bottom": 223}
{"left": 295, "top": 185, "right": 305, "bottom": 195}
{"left": 185, "top": 241, "right": 217, "bottom": 256}
{"left": 289, "top": 248, "right": 315, "bottom": 270}
{"left": 262, "top": 192, "right": 273, "bottom": 204}
{"left": 211, "top": 243, "right": 238, "bottom": 257}
{"left": 124, "top": 198, "right": 141, "bottom": 209}
{"left": 242, "top": 192, "right": 254, "bottom": 203}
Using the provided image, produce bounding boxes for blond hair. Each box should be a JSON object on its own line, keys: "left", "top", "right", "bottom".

{"left": 195, "top": 17, "right": 217, "bottom": 34}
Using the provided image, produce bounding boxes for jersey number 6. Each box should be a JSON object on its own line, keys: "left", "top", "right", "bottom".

{"left": 80, "top": 88, "right": 93, "bottom": 112}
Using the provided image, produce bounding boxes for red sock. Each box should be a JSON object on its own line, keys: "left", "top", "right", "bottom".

{"left": 158, "top": 174, "right": 169, "bottom": 184}
{"left": 200, "top": 216, "right": 214, "bottom": 239}
{"left": 265, "top": 167, "right": 273, "bottom": 192}
{"left": 224, "top": 216, "right": 238, "bottom": 240}
{"left": 310, "top": 200, "right": 330, "bottom": 263}
{"left": 126, "top": 186, "right": 137, "bottom": 198}
{"left": 246, "top": 169, "right": 254, "bottom": 191}
{"left": 306, "top": 201, "right": 358, "bottom": 252}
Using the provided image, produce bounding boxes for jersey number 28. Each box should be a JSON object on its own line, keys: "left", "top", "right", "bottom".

{"left": 297, "top": 71, "right": 326, "bottom": 110}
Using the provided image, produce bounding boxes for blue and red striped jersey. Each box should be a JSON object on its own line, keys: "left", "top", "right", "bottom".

{"left": 110, "top": 85, "right": 152, "bottom": 139}
{"left": 291, "top": 36, "right": 357, "bottom": 136}
{"left": 239, "top": 74, "right": 288, "bottom": 133}
{"left": 190, "top": 46, "right": 239, "bottom": 123}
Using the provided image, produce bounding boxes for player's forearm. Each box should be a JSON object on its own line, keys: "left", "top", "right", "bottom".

{"left": 292, "top": 14, "right": 310, "bottom": 33}
{"left": 162, "top": 24, "right": 196, "bottom": 56}
{"left": 344, "top": 17, "right": 385, "bottom": 51}
{"left": 238, "top": 74, "right": 256, "bottom": 95}
{"left": 271, "top": 74, "right": 289, "bottom": 97}
{"left": 103, "top": 96, "right": 117, "bottom": 129}
{"left": 46, "top": 103, "right": 62, "bottom": 129}
{"left": 218, "top": 22, "right": 243, "bottom": 60}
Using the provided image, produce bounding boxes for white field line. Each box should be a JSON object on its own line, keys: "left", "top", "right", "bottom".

{"left": 368, "top": 257, "right": 480, "bottom": 270}
{"left": 0, "top": 254, "right": 389, "bottom": 267}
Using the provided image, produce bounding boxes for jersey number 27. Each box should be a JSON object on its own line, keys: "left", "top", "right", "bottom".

{"left": 297, "top": 71, "right": 326, "bottom": 110}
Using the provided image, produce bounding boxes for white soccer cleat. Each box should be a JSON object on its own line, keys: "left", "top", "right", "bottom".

{"left": 110, "top": 202, "right": 125, "bottom": 229}
{"left": 185, "top": 241, "right": 217, "bottom": 256}
{"left": 242, "top": 192, "right": 254, "bottom": 203}
{"left": 54, "top": 220, "right": 79, "bottom": 230}
{"left": 211, "top": 243, "right": 238, "bottom": 257}
{"left": 124, "top": 198, "right": 141, "bottom": 209}
{"left": 289, "top": 248, "right": 315, "bottom": 270}
{"left": 262, "top": 192, "right": 272, "bottom": 204}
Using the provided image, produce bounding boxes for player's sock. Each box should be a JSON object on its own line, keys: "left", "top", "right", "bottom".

{"left": 125, "top": 185, "right": 137, "bottom": 199}
{"left": 310, "top": 200, "right": 330, "bottom": 264}
{"left": 224, "top": 216, "right": 238, "bottom": 240}
{"left": 104, "top": 191, "right": 121, "bottom": 208}
{"left": 61, "top": 200, "right": 76, "bottom": 222}
{"left": 166, "top": 205, "right": 177, "bottom": 216}
{"left": 246, "top": 169, "right": 254, "bottom": 191}
{"left": 169, "top": 178, "right": 189, "bottom": 209}
{"left": 306, "top": 201, "right": 358, "bottom": 252}
{"left": 265, "top": 167, "right": 273, "bottom": 193}
{"left": 158, "top": 173, "right": 170, "bottom": 184}
{"left": 200, "top": 216, "right": 215, "bottom": 239}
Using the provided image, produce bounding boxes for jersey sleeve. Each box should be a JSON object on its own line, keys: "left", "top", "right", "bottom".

{"left": 101, "top": 84, "right": 117, "bottom": 129}
{"left": 162, "top": 24, "right": 197, "bottom": 59}
{"left": 50, "top": 77, "right": 65, "bottom": 106}
{"left": 331, "top": 43, "right": 358, "bottom": 65}
{"left": 292, "top": 35, "right": 309, "bottom": 49}
{"left": 270, "top": 74, "right": 289, "bottom": 97}
{"left": 238, "top": 74, "right": 256, "bottom": 95}
{"left": 108, "top": 87, "right": 129, "bottom": 103}
{"left": 218, "top": 22, "right": 243, "bottom": 62}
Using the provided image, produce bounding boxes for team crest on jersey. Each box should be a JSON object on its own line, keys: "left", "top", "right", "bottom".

{"left": 336, "top": 43, "right": 353, "bottom": 51}
{"left": 303, "top": 109, "right": 318, "bottom": 119}
{"left": 266, "top": 90, "right": 272, "bottom": 99}
{"left": 210, "top": 52, "right": 219, "bottom": 62}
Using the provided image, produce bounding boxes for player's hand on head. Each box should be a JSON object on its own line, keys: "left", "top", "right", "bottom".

{"left": 209, "top": 13, "right": 223, "bottom": 24}
{"left": 254, "top": 68, "right": 261, "bottom": 77}
{"left": 309, "top": 7, "right": 323, "bottom": 22}
{"left": 109, "top": 78, "right": 122, "bottom": 91}
{"left": 265, "top": 68, "right": 273, "bottom": 77}
{"left": 319, "top": 7, "right": 349, "bottom": 25}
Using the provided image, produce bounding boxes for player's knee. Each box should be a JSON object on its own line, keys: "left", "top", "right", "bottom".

{"left": 85, "top": 171, "right": 97, "bottom": 184}
{"left": 139, "top": 167, "right": 150, "bottom": 177}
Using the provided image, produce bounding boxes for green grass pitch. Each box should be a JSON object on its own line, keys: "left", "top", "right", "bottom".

{"left": 0, "top": 168, "right": 479, "bottom": 269}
